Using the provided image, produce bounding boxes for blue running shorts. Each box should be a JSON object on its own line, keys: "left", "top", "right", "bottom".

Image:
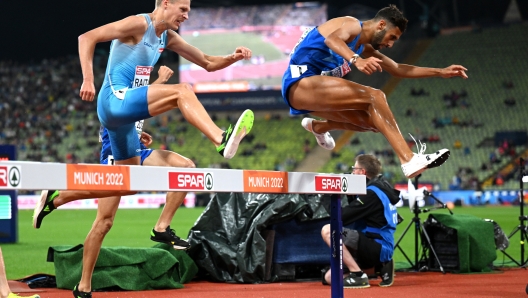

{"left": 97, "top": 85, "right": 152, "bottom": 161}
{"left": 281, "top": 60, "right": 317, "bottom": 115}
{"left": 100, "top": 141, "right": 153, "bottom": 165}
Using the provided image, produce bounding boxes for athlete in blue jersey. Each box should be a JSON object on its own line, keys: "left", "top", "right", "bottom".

{"left": 78, "top": 0, "right": 254, "bottom": 166}
{"left": 35, "top": 66, "right": 197, "bottom": 297}
{"left": 35, "top": 3, "right": 255, "bottom": 292}
{"left": 321, "top": 154, "right": 400, "bottom": 288}
{"left": 282, "top": 5, "right": 468, "bottom": 179}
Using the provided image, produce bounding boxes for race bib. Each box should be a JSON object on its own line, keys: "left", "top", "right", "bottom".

{"left": 290, "top": 65, "right": 308, "bottom": 78}
{"left": 133, "top": 66, "right": 153, "bottom": 88}
{"left": 135, "top": 120, "right": 144, "bottom": 137}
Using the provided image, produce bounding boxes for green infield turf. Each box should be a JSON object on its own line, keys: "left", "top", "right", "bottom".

{"left": 2, "top": 205, "right": 524, "bottom": 279}
{"left": 3, "top": 207, "right": 205, "bottom": 279}
{"left": 393, "top": 205, "right": 524, "bottom": 270}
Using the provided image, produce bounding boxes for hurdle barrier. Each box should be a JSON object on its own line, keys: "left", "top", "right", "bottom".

{"left": 0, "top": 160, "right": 367, "bottom": 298}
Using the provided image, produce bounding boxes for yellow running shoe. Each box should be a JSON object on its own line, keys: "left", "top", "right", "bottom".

{"left": 8, "top": 293, "right": 40, "bottom": 298}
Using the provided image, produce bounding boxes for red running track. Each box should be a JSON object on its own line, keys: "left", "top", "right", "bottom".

{"left": 9, "top": 268, "right": 528, "bottom": 298}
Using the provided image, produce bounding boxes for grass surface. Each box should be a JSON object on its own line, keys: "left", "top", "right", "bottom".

{"left": 393, "top": 205, "right": 524, "bottom": 270}
{"left": 2, "top": 205, "right": 525, "bottom": 279}
{"left": 3, "top": 207, "right": 205, "bottom": 280}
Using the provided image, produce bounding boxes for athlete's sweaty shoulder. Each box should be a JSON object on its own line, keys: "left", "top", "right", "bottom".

{"left": 318, "top": 16, "right": 362, "bottom": 40}
{"left": 114, "top": 14, "right": 150, "bottom": 46}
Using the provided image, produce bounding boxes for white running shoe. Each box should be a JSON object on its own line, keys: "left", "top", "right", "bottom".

{"left": 401, "top": 134, "right": 450, "bottom": 178}
{"left": 301, "top": 118, "right": 335, "bottom": 150}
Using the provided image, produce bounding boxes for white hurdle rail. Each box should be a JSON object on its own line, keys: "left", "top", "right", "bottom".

{"left": 0, "top": 160, "right": 366, "bottom": 194}
{"left": 0, "top": 160, "right": 366, "bottom": 298}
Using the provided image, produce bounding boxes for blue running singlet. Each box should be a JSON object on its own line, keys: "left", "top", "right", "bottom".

{"left": 96, "top": 13, "right": 167, "bottom": 161}
{"left": 281, "top": 22, "right": 365, "bottom": 115}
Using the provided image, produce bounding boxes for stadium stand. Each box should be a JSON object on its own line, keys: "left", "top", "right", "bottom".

{"left": 147, "top": 112, "right": 316, "bottom": 172}
{"left": 2, "top": 23, "right": 527, "bottom": 192}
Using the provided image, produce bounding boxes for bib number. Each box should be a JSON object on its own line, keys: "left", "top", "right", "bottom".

{"left": 290, "top": 65, "right": 308, "bottom": 78}
{"left": 133, "top": 66, "right": 153, "bottom": 88}
{"left": 135, "top": 120, "right": 144, "bottom": 137}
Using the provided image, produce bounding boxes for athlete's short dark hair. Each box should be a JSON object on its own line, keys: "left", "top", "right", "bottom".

{"left": 374, "top": 4, "right": 408, "bottom": 32}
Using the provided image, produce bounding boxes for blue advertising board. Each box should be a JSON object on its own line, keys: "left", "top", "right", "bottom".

{"left": 0, "top": 145, "right": 17, "bottom": 243}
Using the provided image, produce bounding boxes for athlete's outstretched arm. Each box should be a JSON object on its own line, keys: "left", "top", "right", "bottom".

{"left": 363, "top": 44, "right": 468, "bottom": 79}
{"left": 78, "top": 16, "right": 150, "bottom": 101}
{"left": 165, "top": 30, "right": 251, "bottom": 72}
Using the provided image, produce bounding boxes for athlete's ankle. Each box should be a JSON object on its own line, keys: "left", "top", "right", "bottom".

{"left": 153, "top": 225, "right": 169, "bottom": 233}
{"left": 78, "top": 283, "right": 91, "bottom": 293}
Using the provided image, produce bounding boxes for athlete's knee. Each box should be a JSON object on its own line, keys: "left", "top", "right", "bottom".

{"left": 93, "top": 216, "right": 115, "bottom": 235}
{"left": 369, "top": 88, "right": 387, "bottom": 103}
{"left": 182, "top": 158, "right": 196, "bottom": 168}
{"left": 180, "top": 82, "right": 193, "bottom": 91}
{"left": 321, "top": 224, "right": 331, "bottom": 240}
{"left": 166, "top": 154, "right": 196, "bottom": 168}
{"left": 169, "top": 83, "right": 196, "bottom": 105}
{"left": 174, "top": 83, "right": 193, "bottom": 96}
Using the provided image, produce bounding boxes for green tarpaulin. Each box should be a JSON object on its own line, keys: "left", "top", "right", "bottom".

{"left": 48, "top": 243, "right": 198, "bottom": 290}
{"left": 428, "top": 213, "right": 497, "bottom": 273}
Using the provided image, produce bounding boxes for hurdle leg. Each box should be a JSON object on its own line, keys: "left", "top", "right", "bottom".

{"left": 330, "top": 194, "right": 344, "bottom": 298}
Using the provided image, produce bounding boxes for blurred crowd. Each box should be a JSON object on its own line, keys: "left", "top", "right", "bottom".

{"left": 0, "top": 56, "right": 103, "bottom": 164}
{"left": 181, "top": 4, "right": 326, "bottom": 30}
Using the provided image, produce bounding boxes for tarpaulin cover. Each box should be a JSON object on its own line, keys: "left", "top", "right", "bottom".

{"left": 49, "top": 243, "right": 198, "bottom": 290}
{"left": 187, "top": 192, "right": 331, "bottom": 283}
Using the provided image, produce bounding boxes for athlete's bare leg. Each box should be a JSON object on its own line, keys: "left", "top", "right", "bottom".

{"left": 77, "top": 150, "right": 194, "bottom": 293}
{"left": 77, "top": 196, "right": 120, "bottom": 293}
{"left": 0, "top": 247, "right": 11, "bottom": 298}
{"left": 142, "top": 150, "right": 194, "bottom": 233}
{"left": 309, "top": 110, "right": 379, "bottom": 133}
{"left": 147, "top": 83, "right": 224, "bottom": 146}
{"left": 289, "top": 76, "right": 414, "bottom": 164}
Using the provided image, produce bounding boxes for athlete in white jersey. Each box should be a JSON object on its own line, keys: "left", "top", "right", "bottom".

{"left": 282, "top": 5, "right": 468, "bottom": 178}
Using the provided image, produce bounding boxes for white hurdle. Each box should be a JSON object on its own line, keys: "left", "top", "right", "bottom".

{"left": 0, "top": 160, "right": 366, "bottom": 298}
{"left": 0, "top": 160, "right": 366, "bottom": 194}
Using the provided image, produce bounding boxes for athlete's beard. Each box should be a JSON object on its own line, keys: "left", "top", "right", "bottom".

{"left": 371, "top": 29, "right": 387, "bottom": 50}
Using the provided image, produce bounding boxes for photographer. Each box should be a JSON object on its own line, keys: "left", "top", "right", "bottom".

{"left": 321, "top": 154, "right": 401, "bottom": 288}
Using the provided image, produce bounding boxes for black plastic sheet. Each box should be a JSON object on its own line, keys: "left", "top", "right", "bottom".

{"left": 187, "top": 192, "right": 331, "bottom": 283}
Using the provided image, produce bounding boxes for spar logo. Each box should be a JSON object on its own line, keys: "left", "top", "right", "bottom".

{"left": 135, "top": 66, "right": 153, "bottom": 75}
{"left": 168, "top": 172, "right": 213, "bottom": 190}
{"left": 0, "top": 166, "right": 21, "bottom": 188}
{"left": 315, "top": 176, "right": 348, "bottom": 192}
{"left": 0, "top": 166, "right": 6, "bottom": 187}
